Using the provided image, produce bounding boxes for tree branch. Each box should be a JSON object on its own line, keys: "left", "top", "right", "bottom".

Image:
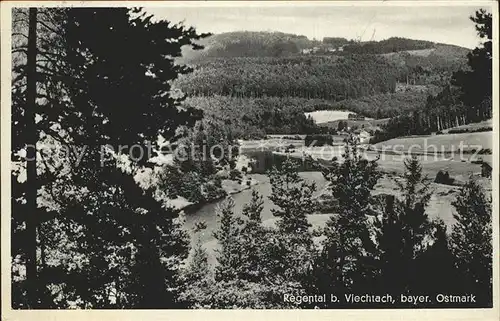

{"left": 12, "top": 32, "right": 29, "bottom": 39}
{"left": 37, "top": 20, "right": 59, "bottom": 34}
{"left": 12, "top": 48, "right": 28, "bottom": 55}
{"left": 39, "top": 151, "right": 67, "bottom": 209}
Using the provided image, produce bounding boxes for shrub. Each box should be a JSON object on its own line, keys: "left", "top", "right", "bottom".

{"left": 281, "top": 135, "right": 303, "bottom": 140}
{"left": 229, "top": 169, "right": 242, "bottom": 180}
{"left": 434, "top": 170, "right": 454, "bottom": 185}
{"left": 447, "top": 126, "right": 491, "bottom": 134}
{"left": 304, "top": 134, "right": 333, "bottom": 147}
{"left": 201, "top": 181, "right": 227, "bottom": 202}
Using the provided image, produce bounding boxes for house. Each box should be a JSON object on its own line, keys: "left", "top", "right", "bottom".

{"left": 481, "top": 162, "right": 492, "bottom": 178}
{"left": 353, "top": 129, "right": 371, "bottom": 144}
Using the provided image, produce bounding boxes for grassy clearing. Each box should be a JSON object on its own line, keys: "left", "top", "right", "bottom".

{"left": 375, "top": 131, "right": 492, "bottom": 153}
{"left": 319, "top": 118, "right": 389, "bottom": 131}
{"left": 304, "top": 110, "right": 357, "bottom": 123}
{"left": 442, "top": 119, "right": 492, "bottom": 134}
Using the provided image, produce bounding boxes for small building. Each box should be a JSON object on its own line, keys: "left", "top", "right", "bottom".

{"left": 481, "top": 162, "right": 492, "bottom": 178}
{"left": 353, "top": 129, "right": 371, "bottom": 144}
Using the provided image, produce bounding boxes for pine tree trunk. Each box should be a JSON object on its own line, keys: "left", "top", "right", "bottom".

{"left": 26, "top": 7, "right": 39, "bottom": 308}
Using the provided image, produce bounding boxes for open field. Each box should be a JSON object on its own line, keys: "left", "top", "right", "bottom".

{"left": 374, "top": 131, "right": 492, "bottom": 153}
{"left": 304, "top": 110, "right": 372, "bottom": 124}
{"left": 318, "top": 118, "right": 389, "bottom": 131}
{"left": 381, "top": 48, "right": 436, "bottom": 58}
{"left": 442, "top": 119, "right": 492, "bottom": 134}
{"left": 239, "top": 138, "right": 305, "bottom": 153}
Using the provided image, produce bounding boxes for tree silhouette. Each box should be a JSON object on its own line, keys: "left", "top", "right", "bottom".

{"left": 452, "top": 9, "right": 492, "bottom": 120}
{"left": 450, "top": 179, "right": 492, "bottom": 307}
{"left": 316, "top": 136, "right": 380, "bottom": 306}
{"left": 11, "top": 7, "right": 208, "bottom": 308}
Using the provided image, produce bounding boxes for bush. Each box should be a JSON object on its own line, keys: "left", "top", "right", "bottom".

{"left": 305, "top": 134, "right": 333, "bottom": 147}
{"left": 229, "top": 169, "right": 242, "bottom": 181}
{"left": 178, "top": 172, "right": 204, "bottom": 203}
{"left": 434, "top": 170, "right": 454, "bottom": 185}
{"left": 447, "top": 126, "right": 492, "bottom": 134}
{"left": 201, "top": 181, "right": 227, "bottom": 202}
{"left": 281, "top": 135, "right": 303, "bottom": 140}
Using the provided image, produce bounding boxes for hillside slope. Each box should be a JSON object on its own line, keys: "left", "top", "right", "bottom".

{"left": 177, "top": 31, "right": 472, "bottom": 137}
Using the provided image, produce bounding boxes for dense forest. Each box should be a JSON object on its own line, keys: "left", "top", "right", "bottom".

{"left": 184, "top": 31, "right": 316, "bottom": 59}
{"left": 176, "top": 55, "right": 399, "bottom": 100}
{"left": 326, "top": 90, "right": 436, "bottom": 119}
{"left": 184, "top": 90, "right": 436, "bottom": 138}
{"left": 342, "top": 37, "right": 435, "bottom": 54}
{"left": 177, "top": 51, "right": 466, "bottom": 99}
{"left": 372, "top": 9, "right": 492, "bottom": 142}
{"left": 184, "top": 96, "right": 320, "bottom": 138}
{"left": 175, "top": 32, "right": 469, "bottom": 138}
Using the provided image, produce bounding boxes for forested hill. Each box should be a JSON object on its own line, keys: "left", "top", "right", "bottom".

{"left": 180, "top": 31, "right": 319, "bottom": 61}
{"left": 343, "top": 37, "right": 470, "bottom": 56}
{"left": 175, "top": 30, "right": 473, "bottom": 138}
{"left": 180, "top": 31, "right": 470, "bottom": 62}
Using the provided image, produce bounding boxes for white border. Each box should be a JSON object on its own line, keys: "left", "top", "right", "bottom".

{"left": 1, "top": 1, "right": 498, "bottom": 321}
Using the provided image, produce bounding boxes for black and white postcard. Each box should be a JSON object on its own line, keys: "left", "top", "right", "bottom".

{"left": 1, "top": 1, "right": 498, "bottom": 320}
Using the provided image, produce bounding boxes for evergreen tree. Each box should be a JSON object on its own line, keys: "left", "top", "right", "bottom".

{"left": 179, "top": 223, "right": 214, "bottom": 308}
{"left": 452, "top": 9, "right": 492, "bottom": 120}
{"left": 11, "top": 7, "right": 208, "bottom": 308}
{"left": 412, "top": 219, "right": 460, "bottom": 306}
{"left": 450, "top": 179, "right": 492, "bottom": 306}
{"left": 268, "top": 158, "right": 316, "bottom": 235}
{"left": 267, "top": 158, "right": 317, "bottom": 286}
{"left": 11, "top": 7, "right": 70, "bottom": 308}
{"left": 238, "top": 190, "right": 267, "bottom": 281}
{"left": 213, "top": 198, "right": 242, "bottom": 281}
{"left": 374, "top": 157, "right": 434, "bottom": 303}
{"left": 315, "top": 136, "right": 380, "bottom": 305}
{"left": 200, "top": 192, "right": 306, "bottom": 308}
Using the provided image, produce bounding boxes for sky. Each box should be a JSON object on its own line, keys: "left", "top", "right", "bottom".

{"left": 146, "top": 4, "right": 491, "bottom": 49}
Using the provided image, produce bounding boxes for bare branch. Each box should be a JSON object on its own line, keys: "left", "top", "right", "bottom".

{"left": 39, "top": 151, "right": 67, "bottom": 208}
{"left": 12, "top": 19, "right": 28, "bottom": 25}
{"left": 12, "top": 32, "right": 29, "bottom": 39}
{"left": 37, "top": 20, "right": 59, "bottom": 34}
{"left": 12, "top": 48, "right": 28, "bottom": 55}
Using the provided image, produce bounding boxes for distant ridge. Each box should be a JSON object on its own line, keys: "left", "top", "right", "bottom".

{"left": 180, "top": 31, "right": 470, "bottom": 63}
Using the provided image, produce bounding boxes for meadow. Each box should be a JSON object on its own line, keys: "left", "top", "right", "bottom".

{"left": 374, "top": 131, "right": 492, "bottom": 153}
